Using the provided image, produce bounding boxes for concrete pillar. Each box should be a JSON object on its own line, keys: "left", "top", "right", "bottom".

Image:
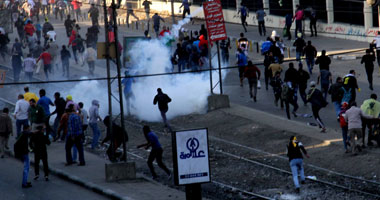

{"left": 236, "top": 0, "right": 242, "bottom": 12}
{"left": 263, "top": 0, "right": 269, "bottom": 13}
{"left": 326, "top": 0, "right": 334, "bottom": 24}
{"left": 292, "top": 0, "right": 300, "bottom": 15}
{"left": 364, "top": 1, "right": 373, "bottom": 29}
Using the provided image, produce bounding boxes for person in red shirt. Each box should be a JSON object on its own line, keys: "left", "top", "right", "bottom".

{"left": 37, "top": 49, "right": 52, "bottom": 80}
{"left": 244, "top": 61, "right": 261, "bottom": 102}
{"left": 159, "top": 26, "right": 170, "bottom": 37}
{"left": 71, "top": 0, "right": 82, "bottom": 21}
{"left": 292, "top": 5, "right": 304, "bottom": 38}
{"left": 24, "top": 21, "right": 36, "bottom": 37}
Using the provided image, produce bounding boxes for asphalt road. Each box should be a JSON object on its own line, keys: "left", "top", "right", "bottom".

{"left": 223, "top": 56, "right": 378, "bottom": 132}
{"left": 0, "top": 156, "right": 109, "bottom": 200}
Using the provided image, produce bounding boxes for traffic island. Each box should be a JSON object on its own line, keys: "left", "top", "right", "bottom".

{"left": 207, "top": 94, "right": 230, "bottom": 111}
{"left": 105, "top": 162, "right": 136, "bottom": 182}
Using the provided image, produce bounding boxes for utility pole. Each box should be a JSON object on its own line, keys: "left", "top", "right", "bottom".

{"left": 103, "top": 0, "right": 114, "bottom": 158}
{"left": 111, "top": 0, "right": 128, "bottom": 162}
{"left": 171, "top": 0, "right": 175, "bottom": 24}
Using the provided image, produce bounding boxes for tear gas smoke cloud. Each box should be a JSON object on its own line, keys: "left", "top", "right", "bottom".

{"left": 172, "top": 7, "right": 203, "bottom": 38}
{"left": 62, "top": 7, "right": 227, "bottom": 122}
{"left": 127, "top": 39, "right": 223, "bottom": 122}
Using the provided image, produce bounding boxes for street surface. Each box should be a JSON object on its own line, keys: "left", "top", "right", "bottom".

{"left": 0, "top": 157, "right": 109, "bottom": 200}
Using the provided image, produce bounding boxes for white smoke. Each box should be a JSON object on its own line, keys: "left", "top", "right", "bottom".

{"left": 128, "top": 39, "right": 223, "bottom": 122}
{"left": 62, "top": 79, "right": 115, "bottom": 118}
{"left": 172, "top": 7, "right": 204, "bottom": 38}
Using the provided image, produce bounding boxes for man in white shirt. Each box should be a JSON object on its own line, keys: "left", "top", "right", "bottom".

{"left": 41, "top": 0, "right": 49, "bottom": 16}
{"left": 14, "top": 94, "right": 30, "bottom": 137}
{"left": 84, "top": 47, "right": 96, "bottom": 75}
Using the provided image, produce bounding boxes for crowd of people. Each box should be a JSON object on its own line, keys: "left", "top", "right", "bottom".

{"left": 238, "top": 4, "right": 317, "bottom": 39}
{"left": 1, "top": 0, "right": 380, "bottom": 195}
{"left": 0, "top": 86, "right": 132, "bottom": 187}
{"left": 0, "top": 0, "right": 101, "bottom": 81}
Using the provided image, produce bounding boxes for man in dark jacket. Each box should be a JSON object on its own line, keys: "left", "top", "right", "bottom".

{"left": 361, "top": 49, "right": 376, "bottom": 90}
{"left": 15, "top": 16, "right": 25, "bottom": 41}
{"left": 264, "top": 52, "right": 275, "bottom": 90}
{"left": 15, "top": 125, "right": 32, "bottom": 188}
{"left": 244, "top": 61, "right": 261, "bottom": 102}
{"left": 88, "top": 4, "right": 99, "bottom": 26}
{"left": 302, "top": 41, "right": 317, "bottom": 74}
{"left": 297, "top": 63, "right": 310, "bottom": 106}
{"left": 102, "top": 116, "right": 128, "bottom": 162}
{"left": 307, "top": 81, "right": 327, "bottom": 132}
{"left": 0, "top": 108, "right": 12, "bottom": 158}
{"left": 343, "top": 70, "right": 359, "bottom": 103}
{"left": 285, "top": 13, "right": 293, "bottom": 40}
{"left": 42, "top": 18, "right": 54, "bottom": 46}
{"left": 328, "top": 77, "right": 343, "bottom": 119}
{"left": 153, "top": 88, "right": 172, "bottom": 129}
{"left": 293, "top": 35, "right": 305, "bottom": 62}
{"left": 28, "top": 99, "right": 45, "bottom": 132}
{"left": 30, "top": 125, "right": 50, "bottom": 181}
{"left": 315, "top": 50, "right": 331, "bottom": 71}
{"left": 287, "top": 136, "right": 309, "bottom": 193}
{"left": 51, "top": 92, "right": 66, "bottom": 139}
{"left": 284, "top": 63, "right": 299, "bottom": 102}
{"left": 64, "top": 15, "right": 74, "bottom": 37}
{"left": 60, "top": 45, "right": 71, "bottom": 77}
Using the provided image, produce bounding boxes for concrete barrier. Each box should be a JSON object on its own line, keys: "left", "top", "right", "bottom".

{"left": 105, "top": 162, "right": 136, "bottom": 182}
{"left": 207, "top": 94, "right": 230, "bottom": 111}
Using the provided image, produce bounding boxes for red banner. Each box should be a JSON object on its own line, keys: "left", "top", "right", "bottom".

{"left": 203, "top": 0, "right": 227, "bottom": 42}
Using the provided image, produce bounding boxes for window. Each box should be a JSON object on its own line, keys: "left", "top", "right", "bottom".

{"left": 300, "top": 0, "right": 327, "bottom": 22}
{"left": 192, "top": 0, "right": 203, "bottom": 6}
{"left": 333, "top": 0, "right": 364, "bottom": 25}
{"left": 221, "top": 0, "right": 236, "bottom": 9}
{"left": 242, "top": 0, "right": 263, "bottom": 12}
{"left": 269, "top": 0, "right": 292, "bottom": 16}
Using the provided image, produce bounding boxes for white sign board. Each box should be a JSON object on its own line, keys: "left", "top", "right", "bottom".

{"left": 173, "top": 128, "right": 210, "bottom": 185}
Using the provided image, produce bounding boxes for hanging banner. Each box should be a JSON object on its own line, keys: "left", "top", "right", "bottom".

{"left": 203, "top": 0, "right": 227, "bottom": 42}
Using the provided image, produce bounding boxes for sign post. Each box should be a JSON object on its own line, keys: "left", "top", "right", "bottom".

{"left": 203, "top": 0, "right": 227, "bottom": 94}
{"left": 172, "top": 128, "right": 211, "bottom": 200}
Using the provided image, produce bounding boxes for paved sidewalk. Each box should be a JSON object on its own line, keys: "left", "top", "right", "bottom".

{"left": 6, "top": 134, "right": 185, "bottom": 200}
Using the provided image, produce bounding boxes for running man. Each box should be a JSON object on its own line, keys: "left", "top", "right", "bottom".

{"left": 137, "top": 126, "right": 171, "bottom": 180}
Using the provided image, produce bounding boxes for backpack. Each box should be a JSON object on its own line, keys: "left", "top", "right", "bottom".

{"left": 339, "top": 111, "right": 347, "bottom": 128}
{"left": 341, "top": 87, "right": 352, "bottom": 103}
{"left": 261, "top": 41, "right": 272, "bottom": 55}
{"left": 68, "top": 113, "right": 82, "bottom": 136}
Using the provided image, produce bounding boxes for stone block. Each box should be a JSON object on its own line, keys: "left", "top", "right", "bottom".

{"left": 105, "top": 162, "right": 136, "bottom": 182}
{"left": 208, "top": 94, "right": 230, "bottom": 111}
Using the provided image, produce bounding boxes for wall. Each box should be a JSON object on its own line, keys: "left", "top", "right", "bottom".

{"left": 144, "top": 1, "right": 378, "bottom": 42}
